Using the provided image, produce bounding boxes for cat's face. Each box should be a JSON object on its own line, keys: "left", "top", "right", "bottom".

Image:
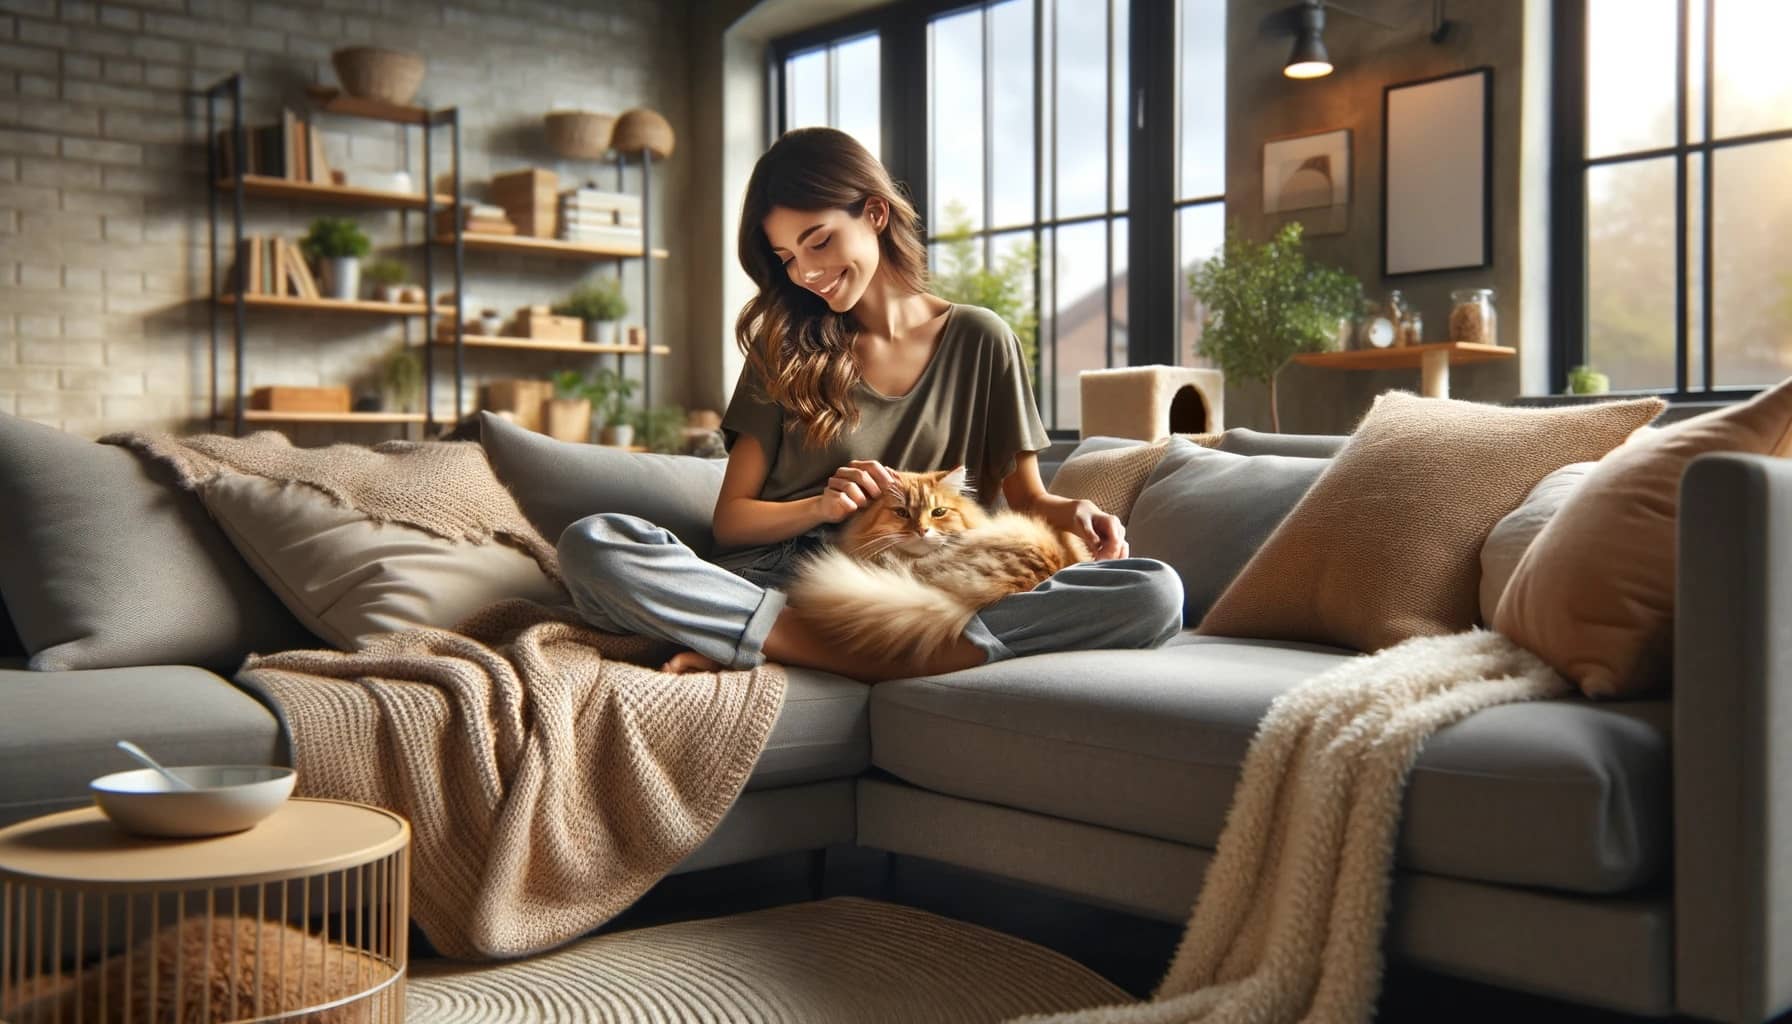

{"left": 837, "top": 466, "right": 986, "bottom": 559}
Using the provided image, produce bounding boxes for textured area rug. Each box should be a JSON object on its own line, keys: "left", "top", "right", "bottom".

{"left": 406, "top": 897, "right": 1130, "bottom": 1023}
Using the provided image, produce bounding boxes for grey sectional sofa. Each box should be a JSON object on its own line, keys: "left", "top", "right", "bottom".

{"left": 1, "top": 423, "right": 1787, "bottom": 1024}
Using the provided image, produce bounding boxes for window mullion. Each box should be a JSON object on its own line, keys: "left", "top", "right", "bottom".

{"left": 1674, "top": 0, "right": 1689, "bottom": 393}
{"left": 1699, "top": 0, "right": 1715, "bottom": 392}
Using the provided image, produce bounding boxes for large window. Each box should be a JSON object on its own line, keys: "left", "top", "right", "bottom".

{"left": 773, "top": 0, "right": 1226, "bottom": 433}
{"left": 781, "top": 33, "right": 882, "bottom": 161}
{"left": 1558, "top": 0, "right": 1792, "bottom": 396}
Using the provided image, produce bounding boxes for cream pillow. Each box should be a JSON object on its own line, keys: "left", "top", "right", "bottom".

{"left": 1477, "top": 462, "right": 1595, "bottom": 625}
{"left": 1197, "top": 392, "right": 1664, "bottom": 653}
{"left": 201, "top": 474, "right": 568, "bottom": 649}
{"left": 1495, "top": 376, "right": 1792, "bottom": 698}
{"left": 1049, "top": 433, "right": 1221, "bottom": 523}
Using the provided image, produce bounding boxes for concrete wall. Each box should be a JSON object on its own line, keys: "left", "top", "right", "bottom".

{"left": 0, "top": 0, "right": 691, "bottom": 441}
{"left": 1220, "top": 0, "right": 1551, "bottom": 434}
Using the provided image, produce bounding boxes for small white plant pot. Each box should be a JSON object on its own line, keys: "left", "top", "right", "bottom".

{"left": 586, "top": 319, "right": 618, "bottom": 345}
{"left": 322, "top": 257, "right": 361, "bottom": 301}
{"left": 375, "top": 283, "right": 403, "bottom": 303}
{"left": 600, "top": 423, "right": 634, "bottom": 448}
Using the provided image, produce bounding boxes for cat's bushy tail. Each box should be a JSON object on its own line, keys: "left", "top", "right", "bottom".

{"left": 786, "top": 548, "right": 981, "bottom": 662}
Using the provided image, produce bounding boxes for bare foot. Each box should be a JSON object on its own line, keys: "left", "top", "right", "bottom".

{"left": 662, "top": 650, "right": 726, "bottom": 674}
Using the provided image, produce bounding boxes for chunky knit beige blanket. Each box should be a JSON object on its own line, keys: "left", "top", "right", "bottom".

{"left": 106, "top": 432, "right": 789, "bottom": 961}
{"left": 1017, "top": 630, "right": 1568, "bottom": 1024}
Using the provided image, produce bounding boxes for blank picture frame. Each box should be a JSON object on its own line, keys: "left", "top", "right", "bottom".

{"left": 1382, "top": 67, "right": 1493, "bottom": 276}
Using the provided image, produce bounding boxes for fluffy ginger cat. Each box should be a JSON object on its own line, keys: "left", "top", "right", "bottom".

{"left": 785, "top": 467, "right": 1091, "bottom": 661}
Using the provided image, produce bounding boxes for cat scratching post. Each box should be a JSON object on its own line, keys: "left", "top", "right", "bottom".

{"left": 1078, "top": 365, "right": 1224, "bottom": 440}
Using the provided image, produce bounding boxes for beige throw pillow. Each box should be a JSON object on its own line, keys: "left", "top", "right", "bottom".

{"left": 1495, "top": 376, "right": 1792, "bottom": 698}
{"left": 1197, "top": 392, "right": 1665, "bottom": 652}
{"left": 1477, "top": 462, "right": 1595, "bottom": 625}
{"left": 201, "top": 474, "right": 568, "bottom": 650}
{"left": 1049, "top": 433, "right": 1221, "bottom": 523}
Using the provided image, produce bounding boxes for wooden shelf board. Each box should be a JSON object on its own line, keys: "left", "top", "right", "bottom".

{"left": 1292, "top": 342, "right": 1516, "bottom": 371}
{"left": 239, "top": 410, "right": 426, "bottom": 424}
{"left": 217, "top": 175, "right": 454, "bottom": 210}
{"left": 217, "top": 294, "right": 427, "bottom": 315}
{"left": 305, "top": 84, "right": 431, "bottom": 125}
{"left": 436, "top": 233, "right": 669, "bottom": 261}
{"left": 429, "top": 334, "right": 670, "bottom": 355}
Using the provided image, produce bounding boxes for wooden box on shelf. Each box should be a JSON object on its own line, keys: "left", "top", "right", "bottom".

{"left": 520, "top": 305, "right": 582, "bottom": 341}
{"left": 482, "top": 379, "right": 556, "bottom": 432}
{"left": 251, "top": 385, "right": 351, "bottom": 413}
{"left": 490, "top": 168, "right": 558, "bottom": 238}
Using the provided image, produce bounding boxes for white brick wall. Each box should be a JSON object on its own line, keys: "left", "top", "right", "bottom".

{"left": 0, "top": 0, "right": 692, "bottom": 440}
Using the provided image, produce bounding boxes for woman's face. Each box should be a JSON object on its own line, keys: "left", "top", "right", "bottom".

{"left": 762, "top": 200, "right": 886, "bottom": 313}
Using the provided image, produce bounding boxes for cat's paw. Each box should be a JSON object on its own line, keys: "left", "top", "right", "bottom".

{"left": 662, "top": 650, "right": 726, "bottom": 674}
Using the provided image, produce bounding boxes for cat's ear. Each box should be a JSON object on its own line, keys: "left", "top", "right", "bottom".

{"left": 939, "top": 465, "right": 969, "bottom": 493}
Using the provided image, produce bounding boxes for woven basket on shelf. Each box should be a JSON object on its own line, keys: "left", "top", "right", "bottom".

{"left": 610, "top": 107, "right": 675, "bottom": 160}
{"left": 545, "top": 110, "right": 615, "bottom": 160}
{"left": 331, "top": 46, "right": 426, "bottom": 105}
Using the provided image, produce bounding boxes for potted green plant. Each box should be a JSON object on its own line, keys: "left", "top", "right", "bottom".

{"left": 546, "top": 370, "right": 594, "bottom": 443}
{"left": 1567, "top": 364, "right": 1610, "bottom": 395}
{"left": 552, "top": 279, "right": 630, "bottom": 345}
{"left": 1187, "top": 222, "right": 1362, "bottom": 432}
{"left": 363, "top": 258, "right": 409, "bottom": 303}
{"left": 588, "top": 367, "right": 638, "bottom": 447}
{"left": 633, "top": 404, "right": 686, "bottom": 454}
{"left": 300, "top": 217, "right": 373, "bottom": 301}
{"left": 379, "top": 345, "right": 424, "bottom": 413}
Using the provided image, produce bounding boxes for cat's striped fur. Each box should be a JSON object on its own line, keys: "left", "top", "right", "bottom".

{"left": 786, "top": 467, "right": 1091, "bottom": 661}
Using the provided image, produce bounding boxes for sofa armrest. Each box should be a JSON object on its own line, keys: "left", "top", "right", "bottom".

{"left": 1675, "top": 451, "right": 1792, "bottom": 1023}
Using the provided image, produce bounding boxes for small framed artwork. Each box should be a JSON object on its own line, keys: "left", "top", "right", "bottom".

{"left": 1382, "top": 67, "right": 1493, "bottom": 276}
{"left": 1262, "top": 128, "right": 1351, "bottom": 236}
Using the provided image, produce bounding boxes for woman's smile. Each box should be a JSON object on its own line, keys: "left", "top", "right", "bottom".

{"left": 815, "top": 268, "right": 848, "bottom": 298}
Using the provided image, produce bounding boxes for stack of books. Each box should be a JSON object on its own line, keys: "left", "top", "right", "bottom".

{"left": 214, "top": 109, "right": 334, "bottom": 186}
{"left": 225, "top": 237, "right": 321, "bottom": 299}
{"left": 558, "top": 187, "right": 643, "bottom": 248}
{"left": 437, "top": 203, "right": 516, "bottom": 236}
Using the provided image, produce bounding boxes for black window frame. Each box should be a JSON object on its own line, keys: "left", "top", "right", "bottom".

{"left": 1552, "top": 0, "right": 1792, "bottom": 401}
{"left": 769, "top": 0, "right": 1199, "bottom": 436}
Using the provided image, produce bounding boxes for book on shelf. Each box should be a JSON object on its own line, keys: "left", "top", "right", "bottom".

{"left": 558, "top": 224, "right": 645, "bottom": 247}
{"left": 560, "top": 209, "right": 642, "bottom": 228}
{"left": 212, "top": 108, "right": 334, "bottom": 186}
{"left": 223, "top": 236, "right": 320, "bottom": 299}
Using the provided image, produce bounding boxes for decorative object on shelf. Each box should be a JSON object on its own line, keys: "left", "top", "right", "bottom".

{"left": 491, "top": 168, "right": 559, "bottom": 238}
{"left": 1355, "top": 299, "right": 1396, "bottom": 350}
{"left": 1187, "top": 222, "right": 1362, "bottom": 431}
{"left": 251, "top": 385, "right": 352, "bottom": 414}
{"left": 402, "top": 285, "right": 426, "bottom": 304}
{"left": 364, "top": 257, "right": 408, "bottom": 302}
{"left": 559, "top": 184, "right": 643, "bottom": 247}
{"left": 588, "top": 367, "right": 638, "bottom": 447}
{"left": 479, "top": 308, "right": 506, "bottom": 336}
{"left": 1398, "top": 308, "right": 1425, "bottom": 348}
{"left": 331, "top": 45, "right": 425, "bottom": 105}
{"left": 1567, "top": 364, "right": 1611, "bottom": 395}
{"left": 1448, "top": 287, "right": 1498, "bottom": 344}
{"left": 553, "top": 280, "right": 629, "bottom": 344}
{"left": 1384, "top": 67, "right": 1493, "bottom": 275}
{"left": 609, "top": 107, "right": 675, "bottom": 160}
{"left": 521, "top": 304, "right": 584, "bottom": 342}
{"left": 545, "top": 109, "right": 615, "bottom": 160}
{"left": 437, "top": 201, "right": 516, "bottom": 236}
{"left": 547, "top": 370, "right": 594, "bottom": 444}
{"left": 341, "top": 169, "right": 414, "bottom": 193}
{"left": 483, "top": 378, "right": 557, "bottom": 433}
{"left": 634, "top": 404, "right": 687, "bottom": 454}
{"left": 381, "top": 344, "right": 424, "bottom": 413}
{"left": 1078, "top": 366, "right": 1225, "bottom": 441}
{"left": 300, "top": 216, "right": 372, "bottom": 300}
{"left": 626, "top": 325, "right": 647, "bottom": 350}
{"left": 1262, "top": 127, "right": 1350, "bottom": 237}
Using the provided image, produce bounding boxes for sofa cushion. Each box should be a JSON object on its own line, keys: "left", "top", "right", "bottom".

{"left": 1478, "top": 463, "right": 1594, "bottom": 625}
{"left": 1215, "top": 428, "right": 1346, "bottom": 459}
{"left": 0, "top": 414, "right": 316, "bottom": 672}
{"left": 747, "top": 667, "right": 871, "bottom": 791}
{"left": 200, "top": 474, "right": 569, "bottom": 649}
{"left": 1128, "top": 440, "right": 1329, "bottom": 624}
{"left": 0, "top": 664, "right": 285, "bottom": 830}
{"left": 1046, "top": 437, "right": 1168, "bottom": 521}
{"left": 1197, "top": 392, "right": 1666, "bottom": 652}
{"left": 481, "top": 411, "right": 726, "bottom": 556}
{"left": 869, "top": 636, "right": 1670, "bottom": 895}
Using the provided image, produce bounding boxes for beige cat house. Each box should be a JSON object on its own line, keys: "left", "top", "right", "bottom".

{"left": 1078, "top": 365, "right": 1224, "bottom": 440}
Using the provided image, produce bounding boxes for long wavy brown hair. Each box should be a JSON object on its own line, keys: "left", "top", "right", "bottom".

{"left": 736, "top": 127, "right": 929, "bottom": 448}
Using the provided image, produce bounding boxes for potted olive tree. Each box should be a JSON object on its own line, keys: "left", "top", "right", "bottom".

{"left": 553, "top": 279, "right": 630, "bottom": 345}
{"left": 301, "top": 217, "right": 373, "bottom": 301}
{"left": 1187, "top": 222, "right": 1362, "bottom": 432}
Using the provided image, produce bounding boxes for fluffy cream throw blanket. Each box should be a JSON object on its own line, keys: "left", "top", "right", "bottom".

{"left": 105, "top": 432, "right": 788, "bottom": 960}
{"left": 1018, "top": 630, "right": 1569, "bottom": 1024}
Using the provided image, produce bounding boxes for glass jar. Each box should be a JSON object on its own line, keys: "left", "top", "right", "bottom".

{"left": 1397, "top": 309, "right": 1423, "bottom": 348}
{"left": 1449, "top": 288, "right": 1497, "bottom": 345}
{"left": 1386, "top": 289, "right": 1408, "bottom": 324}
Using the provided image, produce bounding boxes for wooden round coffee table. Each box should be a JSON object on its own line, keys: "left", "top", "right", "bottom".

{"left": 0, "top": 797, "right": 410, "bottom": 1023}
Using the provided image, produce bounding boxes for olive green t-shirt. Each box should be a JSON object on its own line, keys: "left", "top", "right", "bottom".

{"left": 721, "top": 303, "right": 1051, "bottom": 510}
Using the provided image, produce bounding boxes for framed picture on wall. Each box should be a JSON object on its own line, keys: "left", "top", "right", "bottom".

{"left": 1382, "top": 67, "right": 1493, "bottom": 275}
{"left": 1262, "top": 128, "right": 1351, "bottom": 236}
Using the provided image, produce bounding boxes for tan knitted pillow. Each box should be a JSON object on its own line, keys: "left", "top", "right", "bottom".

{"left": 1049, "top": 434, "right": 1220, "bottom": 523}
{"left": 1496, "top": 375, "right": 1792, "bottom": 698}
{"left": 1197, "top": 392, "right": 1665, "bottom": 652}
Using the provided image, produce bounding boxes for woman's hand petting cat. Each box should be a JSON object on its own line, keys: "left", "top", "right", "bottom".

{"left": 816, "top": 459, "right": 900, "bottom": 523}
{"left": 1060, "top": 498, "right": 1129, "bottom": 560}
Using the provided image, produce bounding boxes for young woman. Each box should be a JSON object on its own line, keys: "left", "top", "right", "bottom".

{"left": 558, "top": 127, "right": 1182, "bottom": 682}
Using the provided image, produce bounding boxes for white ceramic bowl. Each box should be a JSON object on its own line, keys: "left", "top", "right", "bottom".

{"left": 90, "top": 766, "right": 296, "bottom": 838}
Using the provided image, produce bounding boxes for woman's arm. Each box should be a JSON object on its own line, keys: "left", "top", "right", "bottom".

{"left": 712, "top": 434, "right": 901, "bottom": 549}
{"left": 1002, "top": 451, "right": 1129, "bottom": 560}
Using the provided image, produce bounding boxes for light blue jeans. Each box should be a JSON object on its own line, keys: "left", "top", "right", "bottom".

{"left": 557, "top": 513, "right": 1184, "bottom": 670}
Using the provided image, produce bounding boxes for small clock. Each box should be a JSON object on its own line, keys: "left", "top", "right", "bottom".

{"left": 1359, "top": 314, "right": 1396, "bottom": 350}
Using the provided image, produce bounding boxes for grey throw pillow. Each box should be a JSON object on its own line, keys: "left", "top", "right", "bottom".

{"left": 0, "top": 413, "right": 316, "bottom": 672}
{"left": 1215, "top": 428, "right": 1347, "bottom": 459}
{"left": 1127, "top": 438, "right": 1330, "bottom": 625}
{"left": 480, "top": 412, "right": 727, "bottom": 556}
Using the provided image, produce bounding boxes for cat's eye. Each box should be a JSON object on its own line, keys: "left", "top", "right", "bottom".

{"left": 930, "top": 508, "right": 947, "bottom": 518}
{"left": 892, "top": 508, "right": 911, "bottom": 519}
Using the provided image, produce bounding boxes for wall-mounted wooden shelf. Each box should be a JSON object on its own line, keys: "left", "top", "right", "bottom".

{"left": 435, "top": 233, "right": 670, "bottom": 261}
{"left": 216, "top": 175, "right": 454, "bottom": 210}
{"left": 217, "top": 294, "right": 427, "bottom": 315}
{"left": 305, "top": 84, "right": 430, "bottom": 125}
{"left": 1293, "top": 342, "right": 1516, "bottom": 398}
{"left": 240, "top": 410, "right": 428, "bottom": 424}
{"left": 428, "top": 334, "right": 672, "bottom": 356}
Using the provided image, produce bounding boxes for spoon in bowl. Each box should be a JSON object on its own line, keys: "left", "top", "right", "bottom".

{"left": 115, "top": 740, "right": 196, "bottom": 791}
